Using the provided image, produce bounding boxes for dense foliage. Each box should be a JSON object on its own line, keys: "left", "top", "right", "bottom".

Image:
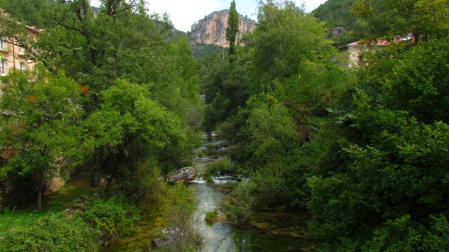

{"left": 308, "top": 38, "right": 449, "bottom": 251}
{"left": 2, "top": 0, "right": 449, "bottom": 250}
{"left": 312, "top": 0, "right": 360, "bottom": 46}
{"left": 199, "top": 0, "right": 449, "bottom": 250}
{"left": 0, "top": 0, "right": 200, "bottom": 210}
{"left": 0, "top": 1, "right": 200, "bottom": 250}
{"left": 313, "top": 0, "right": 358, "bottom": 29}
{"left": 0, "top": 70, "right": 85, "bottom": 209}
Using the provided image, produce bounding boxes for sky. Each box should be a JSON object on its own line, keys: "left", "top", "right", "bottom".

{"left": 90, "top": 0, "right": 327, "bottom": 32}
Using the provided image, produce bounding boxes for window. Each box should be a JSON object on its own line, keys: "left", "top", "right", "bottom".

{"left": 0, "top": 35, "right": 6, "bottom": 50}
{"left": 1, "top": 59, "right": 8, "bottom": 76}
{"left": 18, "top": 46, "right": 24, "bottom": 55}
{"left": 20, "top": 62, "right": 26, "bottom": 71}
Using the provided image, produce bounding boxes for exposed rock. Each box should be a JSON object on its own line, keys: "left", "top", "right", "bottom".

{"left": 331, "top": 27, "right": 345, "bottom": 37}
{"left": 167, "top": 167, "right": 195, "bottom": 183}
{"left": 1, "top": 109, "right": 16, "bottom": 117}
{"left": 44, "top": 176, "right": 66, "bottom": 195}
{"left": 151, "top": 227, "right": 201, "bottom": 250}
{"left": 151, "top": 227, "right": 182, "bottom": 249}
{"left": 44, "top": 164, "right": 73, "bottom": 195}
{"left": 189, "top": 9, "right": 256, "bottom": 47}
{"left": 151, "top": 238, "right": 164, "bottom": 249}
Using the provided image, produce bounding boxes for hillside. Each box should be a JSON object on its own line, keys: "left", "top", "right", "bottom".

{"left": 312, "top": 0, "right": 360, "bottom": 46}
{"left": 312, "top": 0, "right": 357, "bottom": 29}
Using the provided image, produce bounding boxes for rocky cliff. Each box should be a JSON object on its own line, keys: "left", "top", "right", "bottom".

{"left": 189, "top": 10, "right": 256, "bottom": 47}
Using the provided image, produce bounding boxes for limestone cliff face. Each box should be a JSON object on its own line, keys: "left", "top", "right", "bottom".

{"left": 189, "top": 10, "right": 256, "bottom": 47}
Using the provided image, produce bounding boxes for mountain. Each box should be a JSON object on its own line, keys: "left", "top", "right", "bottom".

{"left": 188, "top": 9, "right": 256, "bottom": 47}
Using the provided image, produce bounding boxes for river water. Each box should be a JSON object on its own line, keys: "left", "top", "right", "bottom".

{"left": 189, "top": 133, "right": 313, "bottom": 252}
{"left": 107, "top": 133, "right": 312, "bottom": 251}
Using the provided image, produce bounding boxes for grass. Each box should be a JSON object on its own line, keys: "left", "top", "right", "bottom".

{"left": 0, "top": 209, "right": 47, "bottom": 235}
{"left": 205, "top": 210, "right": 219, "bottom": 223}
{"left": 0, "top": 164, "right": 102, "bottom": 236}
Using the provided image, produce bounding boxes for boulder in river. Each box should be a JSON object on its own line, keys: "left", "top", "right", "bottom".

{"left": 167, "top": 167, "right": 195, "bottom": 183}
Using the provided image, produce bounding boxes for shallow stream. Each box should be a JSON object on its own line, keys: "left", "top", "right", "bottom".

{"left": 189, "top": 133, "right": 313, "bottom": 252}
{"left": 107, "top": 133, "right": 312, "bottom": 251}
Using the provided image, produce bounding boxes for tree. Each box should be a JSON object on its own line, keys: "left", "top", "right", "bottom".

{"left": 0, "top": 0, "right": 48, "bottom": 28}
{"left": 253, "top": 1, "right": 330, "bottom": 86}
{"left": 0, "top": 69, "right": 84, "bottom": 209}
{"left": 307, "top": 38, "right": 449, "bottom": 250}
{"left": 225, "top": 0, "right": 239, "bottom": 62}
{"left": 202, "top": 58, "right": 251, "bottom": 134}
{"left": 1, "top": 0, "right": 201, "bottom": 194}
{"left": 83, "top": 79, "right": 187, "bottom": 193}
{"left": 351, "top": 0, "right": 449, "bottom": 44}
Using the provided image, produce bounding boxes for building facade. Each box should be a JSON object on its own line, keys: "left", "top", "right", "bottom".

{"left": 0, "top": 25, "right": 41, "bottom": 98}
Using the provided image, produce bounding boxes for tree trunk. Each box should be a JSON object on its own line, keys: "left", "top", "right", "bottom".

{"left": 91, "top": 153, "right": 102, "bottom": 187}
{"left": 91, "top": 166, "right": 100, "bottom": 187}
{"left": 37, "top": 182, "right": 43, "bottom": 210}
{"left": 104, "top": 155, "right": 121, "bottom": 195}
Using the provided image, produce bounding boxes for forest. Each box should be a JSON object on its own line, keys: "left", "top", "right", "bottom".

{"left": 1, "top": 0, "right": 449, "bottom": 251}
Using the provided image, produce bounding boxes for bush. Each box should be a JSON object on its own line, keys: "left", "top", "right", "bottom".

{"left": 79, "top": 197, "right": 140, "bottom": 245}
{"left": 158, "top": 183, "right": 202, "bottom": 251}
{"left": 205, "top": 210, "right": 219, "bottom": 223}
{"left": 204, "top": 157, "right": 235, "bottom": 179}
{"left": 0, "top": 213, "right": 101, "bottom": 252}
{"left": 251, "top": 162, "right": 297, "bottom": 208}
{"left": 110, "top": 158, "right": 164, "bottom": 205}
{"left": 227, "top": 181, "right": 256, "bottom": 225}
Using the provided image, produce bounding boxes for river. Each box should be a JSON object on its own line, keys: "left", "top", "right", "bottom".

{"left": 189, "top": 133, "right": 313, "bottom": 252}
{"left": 107, "top": 133, "right": 313, "bottom": 251}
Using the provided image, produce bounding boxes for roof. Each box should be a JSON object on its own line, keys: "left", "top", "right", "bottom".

{"left": 349, "top": 40, "right": 390, "bottom": 46}
{"left": 348, "top": 35, "right": 413, "bottom": 46}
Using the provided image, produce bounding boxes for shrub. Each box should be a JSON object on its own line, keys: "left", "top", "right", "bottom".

{"left": 227, "top": 181, "right": 256, "bottom": 225}
{"left": 157, "top": 183, "right": 202, "bottom": 251}
{"left": 205, "top": 210, "right": 219, "bottom": 223}
{"left": 204, "top": 157, "right": 235, "bottom": 179}
{"left": 79, "top": 197, "right": 140, "bottom": 245}
{"left": 110, "top": 158, "right": 164, "bottom": 205}
{"left": 0, "top": 213, "right": 101, "bottom": 252}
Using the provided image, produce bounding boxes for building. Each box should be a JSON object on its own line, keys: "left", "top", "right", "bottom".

{"left": 0, "top": 24, "right": 42, "bottom": 98}
{"left": 343, "top": 35, "right": 413, "bottom": 68}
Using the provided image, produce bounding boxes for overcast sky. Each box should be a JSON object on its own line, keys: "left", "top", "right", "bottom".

{"left": 90, "top": 0, "right": 327, "bottom": 32}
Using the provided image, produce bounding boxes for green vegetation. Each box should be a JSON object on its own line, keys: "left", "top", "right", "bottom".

{"left": 204, "top": 157, "right": 235, "bottom": 179}
{"left": 199, "top": 0, "right": 449, "bottom": 250}
{"left": 191, "top": 43, "right": 226, "bottom": 59}
{"left": 312, "top": 0, "right": 360, "bottom": 46}
{"left": 0, "top": 0, "right": 200, "bottom": 250}
{"left": 1, "top": 213, "right": 101, "bottom": 252}
{"left": 1, "top": 0, "right": 449, "bottom": 250}
{"left": 0, "top": 196, "right": 139, "bottom": 251}
{"left": 226, "top": 181, "right": 256, "bottom": 225}
{"left": 158, "top": 183, "right": 202, "bottom": 251}
{"left": 0, "top": 0, "right": 199, "bottom": 208}
{"left": 205, "top": 210, "right": 219, "bottom": 223}
{"left": 0, "top": 70, "right": 85, "bottom": 210}
{"left": 226, "top": 0, "right": 239, "bottom": 61}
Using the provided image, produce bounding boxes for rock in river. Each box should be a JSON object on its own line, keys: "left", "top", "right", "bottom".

{"left": 167, "top": 167, "right": 195, "bottom": 183}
